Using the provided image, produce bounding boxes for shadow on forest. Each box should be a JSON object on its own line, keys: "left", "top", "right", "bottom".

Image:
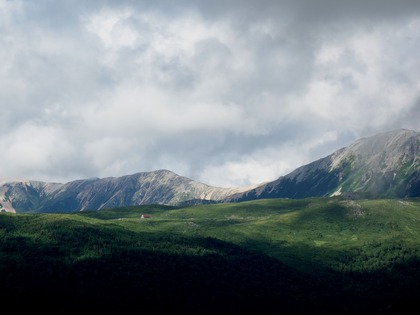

{"left": 1, "top": 215, "right": 420, "bottom": 314}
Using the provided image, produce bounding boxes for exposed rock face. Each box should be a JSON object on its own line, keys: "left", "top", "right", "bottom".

{"left": 0, "top": 170, "right": 252, "bottom": 213}
{"left": 224, "top": 129, "right": 420, "bottom": 202}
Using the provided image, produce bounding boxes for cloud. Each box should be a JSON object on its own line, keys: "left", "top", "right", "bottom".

{"left": 0, "top": 122, "right": 83, "bottom": 181}
{"left": 0, "top": 0, "right": 419, "bottom": 186}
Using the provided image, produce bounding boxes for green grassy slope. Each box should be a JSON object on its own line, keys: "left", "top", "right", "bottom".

{"left": 1, "top": 198, "right": 420, "bottom": 314}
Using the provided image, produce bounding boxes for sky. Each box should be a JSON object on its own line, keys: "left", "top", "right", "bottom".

{"left": 1, "top": 0, "right": 419, "bottom": 187}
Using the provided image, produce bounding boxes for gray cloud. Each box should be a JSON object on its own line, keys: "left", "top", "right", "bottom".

{"left": 0, "top": 0, "right": 419, "bottom": 187}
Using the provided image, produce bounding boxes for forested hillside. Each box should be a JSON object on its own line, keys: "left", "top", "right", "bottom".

{"left": 1, "top": 198, "right": 420, "bottom": 313}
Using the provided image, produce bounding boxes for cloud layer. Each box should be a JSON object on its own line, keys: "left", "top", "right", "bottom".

{"left": 1, "top": 0, "right": 419, "bottom": 187}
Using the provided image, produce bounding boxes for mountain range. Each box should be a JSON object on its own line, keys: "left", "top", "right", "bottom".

{"left": 1, "top": 129, "right": 419, "bottom": 213}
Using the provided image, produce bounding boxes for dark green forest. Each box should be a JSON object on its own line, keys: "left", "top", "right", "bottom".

{"left": 1, "top": 198, "right": 420, "bottom": 314}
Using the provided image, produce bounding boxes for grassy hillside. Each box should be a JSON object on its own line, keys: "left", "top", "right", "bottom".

{"left": 1, "top": 198, "right": 420, "bottom": 313}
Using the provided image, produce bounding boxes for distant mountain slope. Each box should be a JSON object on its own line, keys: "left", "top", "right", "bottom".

{"left": 1, "top": 129, "right": 418, "bottom": 213}
{"left": 0, "top": 170, "right": 251, "bottom": 213}
{"left": 225, "top": 129, "right": 420, "bottom": 202}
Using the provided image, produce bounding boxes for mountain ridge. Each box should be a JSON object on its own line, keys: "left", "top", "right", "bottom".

{"left": 1, "top": 128, "right": 419, "bottom": 213}
{"left": 0, "top": 169, "right": 255, "bottom": 213}
{"left": 224, "top": 129, "right": 420, "bottom": 202}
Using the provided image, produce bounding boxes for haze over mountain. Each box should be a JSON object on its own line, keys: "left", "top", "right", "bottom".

{"left": 0, "top": 129, "right": 419, "bottom": 213}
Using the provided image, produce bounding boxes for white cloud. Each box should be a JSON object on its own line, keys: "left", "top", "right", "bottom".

{"left": 0, "top": 1, "right": 419, "bottom": 186}
{"left": 198, "top": 131, "right": 339, "bottom": 187}
{"left": 0, "top": 123, "right": 76, "bottom": 181}
{"left": 85, "top": 9, "right": 138, "bottom": 50}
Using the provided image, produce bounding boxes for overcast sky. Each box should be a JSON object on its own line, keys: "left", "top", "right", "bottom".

{"left": 1, "top": 0, "right": 419, "bottom": 187}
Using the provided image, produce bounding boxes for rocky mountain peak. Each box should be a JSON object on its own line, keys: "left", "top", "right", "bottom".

{"left": 331, "top": 129, "right": 420, "bottom": 173}
{"left": 224, "top": 129, "right": 420, "bottom": 202}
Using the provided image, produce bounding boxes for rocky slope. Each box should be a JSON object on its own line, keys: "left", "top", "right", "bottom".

{"left": 224, "top": 129, "right": 420, "bottom": 202}
{"left": 0, "top": 170, "right": 252, "bottom": 213}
